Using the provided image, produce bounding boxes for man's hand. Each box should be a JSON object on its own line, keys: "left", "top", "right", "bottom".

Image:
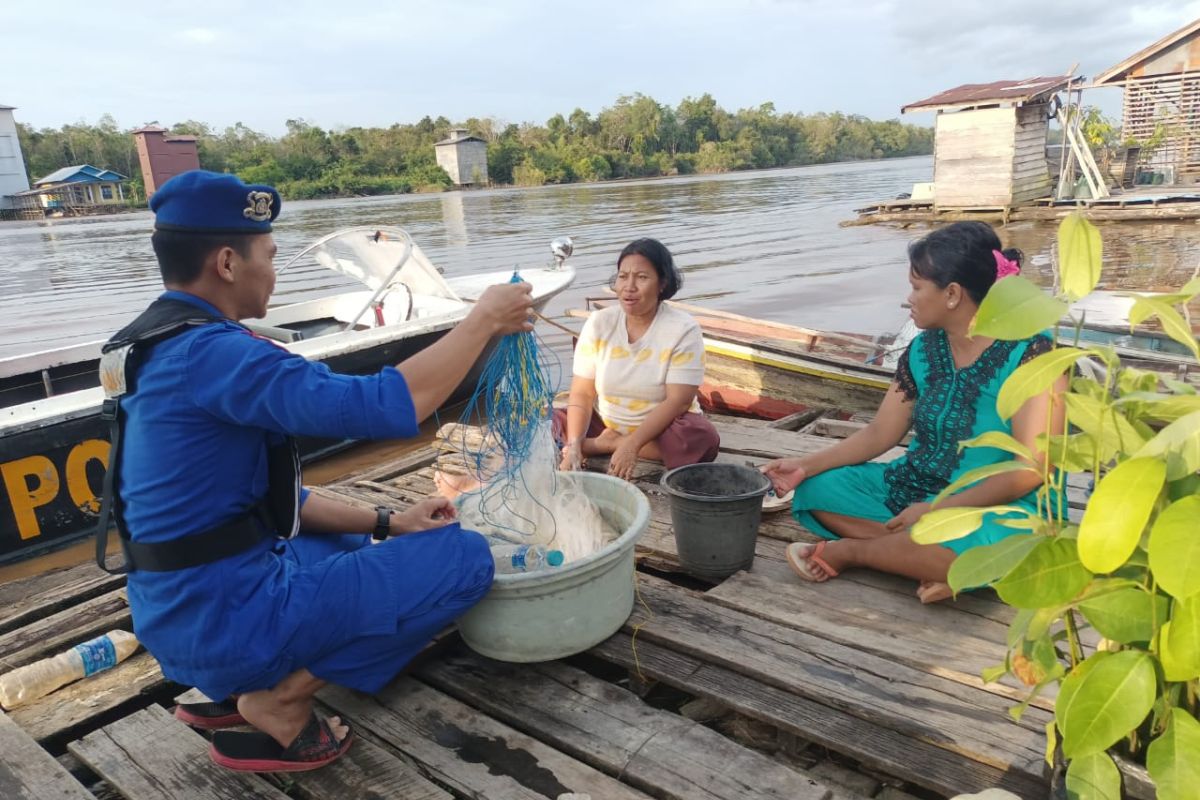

{"left": 394, "top": 496, "right": 456, "bottom": 534}
{"left": 469, "top": 283, "right": 534, "bottom": 336}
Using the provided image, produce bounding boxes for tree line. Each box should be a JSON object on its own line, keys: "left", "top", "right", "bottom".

{"left": 16, "top": 93, "right": 933, "bottom": 201}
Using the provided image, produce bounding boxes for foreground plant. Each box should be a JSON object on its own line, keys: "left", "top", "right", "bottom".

{"left": 912, "top": 213, "right": 1200, "bottom": 799}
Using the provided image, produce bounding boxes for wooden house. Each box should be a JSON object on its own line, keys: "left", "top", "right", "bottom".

{"left": 901, "top": 76, "right": 1070, "bottom": 209}
{"left": 1093, "top": 18, "right": 1200, "bottom": 184}
{"left": 10, "top": 165, "right": 129, "bottom": 218}
{"left": 434, "top": 128, "right": 489, "bottom": 186}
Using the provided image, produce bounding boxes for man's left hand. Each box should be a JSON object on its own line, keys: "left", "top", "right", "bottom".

{"left": 395, "top": 496, "right": 456, "bottom": 534}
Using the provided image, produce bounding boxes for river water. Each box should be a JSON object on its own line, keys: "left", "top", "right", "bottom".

{"left": 2, "top": 155, "right": 1198, "bottom": 362}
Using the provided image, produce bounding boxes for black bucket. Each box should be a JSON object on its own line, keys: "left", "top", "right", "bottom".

{"left": 660, "top": 463, "right": 771, "bottom": 581}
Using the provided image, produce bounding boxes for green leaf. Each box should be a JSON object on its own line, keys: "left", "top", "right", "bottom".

{"left": 1065, "top": 750, "right": 1121, "bottom": 800}
{"left": 1077, "top": 457, "right": 1166, "bottom": 573}
{"left": 1147, "top": 710, "right": 1200, "bottom": 800}
{"left": 1065, "top": 392, "right": 1147, "bottom": 455}
{"left": 947, "top": 534, "right": 1039, "bottom": 592}
{"left": 1163, "top": 377, "right": 1197, "bottom": 396}
{"left": 995, "top": 538, "right": 1093, "bottom": 608}
{"left": 1168, "top": 596, "right": 1200, "bottom": 675}
{"left": 972, "top": 275, "right": 1070, "bottom": 341}
{"left": 910, "top": 506, "right": 1003, "bottom": 545}
{"left": 1117, "top": 366, "right": 1161, "bottom": 395}
{"left": 931, "top": 460, "right": 1039, "bottom": 505}
{"left": 1056, "top": 650, "right": 1156, "bottom": 758}
{"left": 958, "top": 430, "right": 1034, "bottom": 461}
{"left": 1182, "top": 276, "right": 1200, "bottom": 296}
{"left": 1058, "top": 212, "right": 1103, "bottom": 302}
{"left": 1161, "top": 620, "right": 1200, "bottom": 681}
{"left": 1135, "top": 410, "right": 1200, "bottom": 481}
{"left": 1128, "top": 296, "right": 1200, "bottom": 361}
{"left": 1078, "top": 587, "right": 1168, "bottom": 644}
{"left": 1119, "top": 393, "right": 1200, "bottom": 424}
{"left": 997, "top": 346, "right": 1087, "bottom": 420}
{"left": 1042, "top": 433, "right": 1102, "bottom": 472}
{"left": 981, "top": 663, "right": 1008, "bottom": 683}
{"left": 1149, "top": 495, "right": 1200, "bottom": 599}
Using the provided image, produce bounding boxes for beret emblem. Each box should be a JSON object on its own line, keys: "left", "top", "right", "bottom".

{"left": 243, "top": 191, "right": 274, "bottom": 222}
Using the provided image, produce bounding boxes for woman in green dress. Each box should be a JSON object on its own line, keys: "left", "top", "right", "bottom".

{"left": 762, "top": 222, "right": 1065, "bottom": 603}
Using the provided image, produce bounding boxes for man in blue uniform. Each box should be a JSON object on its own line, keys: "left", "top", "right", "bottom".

{"left": 99, "top": 170, "right": 533, "bottom": 771}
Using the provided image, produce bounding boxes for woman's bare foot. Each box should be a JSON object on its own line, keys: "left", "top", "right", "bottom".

{"left": 916, "top": 581, "right": 953, "bottom": 604}
{"left": 235, "top": 673, "right": 349, "bottom": 749}
{"left": 583, "top": 427, "right": 625, "bottom": 456}
{"left": 434, "top": 469, "right": 480, "bottom": 501}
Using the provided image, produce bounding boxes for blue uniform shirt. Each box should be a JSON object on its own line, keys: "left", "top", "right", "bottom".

{"left": 121, "top": 290, "right": 419, "bottom": 695}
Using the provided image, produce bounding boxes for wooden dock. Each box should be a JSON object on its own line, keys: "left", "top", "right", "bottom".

{"left": 0, "top": 413, "right": 1115, "bottom": 800}
{"left": 845, "top": 191, "right": 1200, "bottom": 226}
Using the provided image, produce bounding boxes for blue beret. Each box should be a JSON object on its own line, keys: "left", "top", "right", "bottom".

{"left": 150, "top": 170, "right": 281, "bottom": 234}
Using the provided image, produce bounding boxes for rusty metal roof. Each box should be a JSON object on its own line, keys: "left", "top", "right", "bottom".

{"left": 902, "top": 76, "right": 1072, "bottom": 113}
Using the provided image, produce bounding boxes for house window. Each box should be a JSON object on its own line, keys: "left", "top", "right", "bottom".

{"left": 101, "top": 185, "right": 113, "bottom": 200}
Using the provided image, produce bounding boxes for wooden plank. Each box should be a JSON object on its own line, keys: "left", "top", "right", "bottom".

{"left": 0, "top": 709, "right": 93, "bottom": 799}
{"left": 320, "top": 678, "right": 654, "bottom": 800}
{"left": 623, "top": 576, "right": 1049, "bottom": 786}
{"left": 0, "top": 562, "right": 124, "bottom": 637}
{"left": 0, "top": 588, "right": 130, "bottom": 672}
{"left": 418, "top": 648, "right": 834, "bottom": 800}
{"left": 289, "top": 734, "right": 451, "bottom": 800}
{"left": 9, "top": 651, "right": 163, "bottom": 743}
{"left": 590, "top": 634, "right": 1045, "bottom": 799}
{"left": 69, "top": 705, "right": 286, "bottom": 800}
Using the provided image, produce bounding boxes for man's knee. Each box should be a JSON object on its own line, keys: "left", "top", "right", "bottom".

{"left": 458, "top": 529, "right": 495, "bottom": 600}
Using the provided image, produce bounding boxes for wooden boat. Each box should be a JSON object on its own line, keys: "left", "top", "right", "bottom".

{"left": 0, "top": 227, "right": 576, "bottom": 564}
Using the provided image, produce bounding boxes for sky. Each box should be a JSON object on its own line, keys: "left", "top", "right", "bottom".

{"left": 5, "top": 1, "right": 1200, "bottom": 134}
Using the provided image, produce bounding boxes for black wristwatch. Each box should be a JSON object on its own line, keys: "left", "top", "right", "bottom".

{"left": 372, "top": 506, "right": 394, "bottom": 541}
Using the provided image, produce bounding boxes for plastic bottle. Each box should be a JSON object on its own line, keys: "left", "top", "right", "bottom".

{"left": 491, "top": 544, "right": 565, "bottom": 574}
{"left": 0, "top": 629, "right": 139, "bottom": 709}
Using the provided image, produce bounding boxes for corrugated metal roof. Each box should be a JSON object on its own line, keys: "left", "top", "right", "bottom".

{"left": 1093, "top": 17, "right": 1200, "bottom": 84}
{"left": 902, "top": 76, "right": 1072, "bottom": 112}
{"left": 435, "top": 133, "right": 487, "bottom": 146}
{"left": 34, "top": 164, "right": 128, "bottom": 185}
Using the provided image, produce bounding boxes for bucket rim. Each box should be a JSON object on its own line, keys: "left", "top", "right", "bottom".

{"left": 491, "top": 471, "right": 650, "bottom": 586}
{"left": 660, "top": 462, "right": 771, "bottom": 503}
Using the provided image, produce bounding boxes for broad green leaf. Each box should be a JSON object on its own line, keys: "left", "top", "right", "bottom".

{"left": 931, "top": 461, "right": 1038, "bottom": 505}
{"left": 1128, "top": 296, "right": 1200, "bottom": 360}
{"left": 1183, "top": 276, "right": 1200, "bottom": 296}
{"left": 1045, "top": 720, "right": 1058, "bottom": 769}
{"left": 947, "top": 534, "right": 1039, "bottom": 592}
{"left": 997, "top": 346, "right": 1087, "bottom": 420}
{"left": 958, "top": 430, "right": 1033, "bottom": 461}
{"left": 1056, "top": 650, "right": 1156, "bottom": 758}
{"left": 995, "top": 538, "right": 1093, "bottom": 608}
{"left": 1167, "top": 474, "right": 1200, "bottom": 501}
{"left": 1007, "top": 608, "right": 1036, "bottom": 648}
{"left": 1160, "top": 620, "right": 1200, "bottom": 681}
{"left": 973, "top": 275, "right": 1070, "bottom": 341}
{"left": 982, "top": 663, "right": 1008, "bottom": 683}
{"left": 1077, "top": 458, "right": 1165, "bottom": 573}
{"left": 1042, "top": 433, "right": 1103, "bottom": 472}
{"left": 1147, "top": 710, "right": 1200, "bottom": 800}
{"left": 1065, "top": 392, "right": 1147, "bottom": 454}
{"left": 1078, "top": 587, "right": 1167, "bottom": 644}
{"left": 1070, "top": 375, "right": 1108, "bottom": 401}
{"left": 1065, "top": 751, "right": 1121, "bottom": 800}
{"left": 1058, "top": 213, "right": 1103, "bottom": 301}
{"left": 1118, "top": 393, "right": 1200, "bottom": 424}
{"left": 1117, "top": 366, "right": 1161, "bottom": 395}
{"left": 1163, "top": 377, "right": 1197, "bottom": 396}
{"left": 1149, "top": 495, "right": 1200, "bottom": 599}
{"left": 1135, "top": 410, "right": 1200, "bottom": 480}
{"left": 1168, "top": 596, "right": 1200, "bottom": 675}
{"left": 911, "top": 506, "right": 996, "bottom": 545}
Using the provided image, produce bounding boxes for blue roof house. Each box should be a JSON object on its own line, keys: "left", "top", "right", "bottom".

{"left": 13, "top": 164, "right": 129, "bottom": 214}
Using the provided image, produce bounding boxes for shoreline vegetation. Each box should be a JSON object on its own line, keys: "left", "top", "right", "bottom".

{"left": 17, "top": 93, "right": 933, "bottom": 204}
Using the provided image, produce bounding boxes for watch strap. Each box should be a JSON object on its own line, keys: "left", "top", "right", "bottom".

{"left": 372, "top": 506, "right": 393, "bottom": 541}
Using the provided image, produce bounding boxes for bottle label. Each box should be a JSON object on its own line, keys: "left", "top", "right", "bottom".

{"left": 510, "top": 546, "right": 530, "bottom": 570}
{"left": 74, "top": 636, "right": 118, "bottom": 677}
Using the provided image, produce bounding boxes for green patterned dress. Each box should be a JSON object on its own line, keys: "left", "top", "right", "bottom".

{"left": 792, "top": 329, "right": 1054, "bottom": 554}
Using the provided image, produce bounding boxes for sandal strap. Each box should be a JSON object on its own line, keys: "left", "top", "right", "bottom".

{"left": 281, "top": 716, "right": 348, "bottom": 763}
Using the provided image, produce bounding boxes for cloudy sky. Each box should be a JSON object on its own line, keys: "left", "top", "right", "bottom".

{"left": 6, "top": 1, "right": 1199, "bottom": 134}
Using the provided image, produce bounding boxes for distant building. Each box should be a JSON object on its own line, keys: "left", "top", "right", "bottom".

{"left": 901, "top": 76, "right": 1070, "bottom": 209}
{"left": 1093, "top": 18, "right": 1200, "bottom": 185}
{"left": 9, "top": 165, "right": 129, "bottom": 218}
{"left": 434, "top": 128, "right": 489, "bottom": 186}
{"left": 133, "top": 126, "right": 200, "bottom": 198}
{"left": 0, "top": 103, "right": 30, "bottom": 213}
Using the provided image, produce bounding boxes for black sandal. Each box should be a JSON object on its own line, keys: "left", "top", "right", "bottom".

{"left": 210, "top": 714, "right": 353, "bottom": 772}
{"left": 175, "top": 697, "right": 247, "bottom": 730}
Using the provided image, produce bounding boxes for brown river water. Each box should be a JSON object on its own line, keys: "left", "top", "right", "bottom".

{"left": 2, "top": 155, "right": 1198, "bottom": 368}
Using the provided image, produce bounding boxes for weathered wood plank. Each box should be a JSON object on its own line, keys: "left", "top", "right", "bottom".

{"left": 0, "top": 709, "right": 93, "bottom": 799}
{"left": 320, "top": 677, "right": 653, "bottom": 800}
{"left": 0, "top": 588, "right": 130, "bottom": 672}
{"left": 624, "top": 575, "right": 1050, "bottom": 777}
{"left": 0, "top": 562, "right": 124, "bottom": 637}
{"left": 289, "top": 734, "right": 451, "bottom": 800}
{"left": 417, "top": 648, "right": 833, "bottom": 800}
{"left": 68, "top": 705, "right": 286, "bottom": 800}
{"left": 589, "top": 633, "right": 1045, "bottom": 799}
{"left": 9, "top": 651, "right": 164, "bottom": 743}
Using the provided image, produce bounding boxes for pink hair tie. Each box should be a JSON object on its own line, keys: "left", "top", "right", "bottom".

{"left": 993, "top": 249, "right": 1020, "bottom": 280}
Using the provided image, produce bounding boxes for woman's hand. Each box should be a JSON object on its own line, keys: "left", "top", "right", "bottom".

{"left": 885, "top": 502, "right": 932, "bottom": 533}
{"left": 761, "top": 458, "right": 807, "bottom": 496}
{"left": 607, "top": 438, "right": 640, "bottom": 481}
{"left": 559, "top": 442, "right": 585, "bottom": 471}
{"left": 394, "top": 497, "right": 456, "bottom": 534}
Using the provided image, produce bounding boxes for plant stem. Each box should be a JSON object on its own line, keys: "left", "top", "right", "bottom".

{"left": 1064, "top": 609, "right": 1084, "bottom": 669}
